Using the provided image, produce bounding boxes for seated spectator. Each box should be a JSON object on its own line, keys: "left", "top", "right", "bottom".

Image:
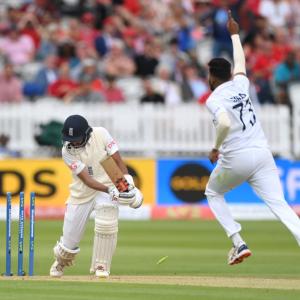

{"left": 211, "top": 1, "right": 233, "bottom": 58}
{"left": 140, "top": 77, "right": 165, "bottom": 104}
{"left": 94, "top": 17, "right": 119, "bottom": 57}
{"left": 273, "top": 50, "right": 300, "bottom": 105}
{"left": 36, "top": 23, "right": 59, "bottom": 61}
{"left": 152, "top": 64, "right": 182, "bottom": 105}
{"left": 176, "top": 17, "right": 197, "bottom": 53}
{"left": 65, "top": 74, "right": 105, "bottom": 103}
{"left": 23, "top": 54, "right": 58, "bottom": 98}
{"left": 73, "top": 58, "right": 103, "bottom": 92}
{"left": 57, "top": 40, "right": 78, "bottom": 68}
{"left": 19, "top": 13, "right": 41, "bottom": 51}
{"left": 0, "top": 60, "right": 23, "bottom": 103}
{"left": 102, "top": 75, "right": 125, "bottom": 103}
{"left": 181, "top": 64, "right": 208, "bottom": 102}
{"left": 48, "top": 62, "right": 78, "bottom": 100}
{"left": 0, "top": 24, "right": 35, "bottom": 66}
{"left": 67, "top": 15, "right": 99, "bottom": 50}
{"left": 103, "top": 39, "right": 136, "bottom": 78}
{"left": 259, "top": 0, "right": 291, "bottom": 29}
{"left": 134, "top": 41, "right": 159, "bottom": 77}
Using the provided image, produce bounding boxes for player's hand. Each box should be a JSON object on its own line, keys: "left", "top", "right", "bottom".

{"left": 208, "top": 148, "right": 219, "bottom": 164}
{"left": 129, "top": 187, "right": 143, "bottom": 209}
{"left": 117, "top": 189, "right": 137, "bottom": 206}
{"left": 227, "top": 10, "right": 239, "bottom": 35}
{"left": 108, "top": 186, "right": 120, "bottom": 201}
{"left": 124, "top": 174, "right": 135, "bottom": 191}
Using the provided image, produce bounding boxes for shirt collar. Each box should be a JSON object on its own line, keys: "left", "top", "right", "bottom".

{"left": 212, "top": 80, "right": 232, "bottom": 94}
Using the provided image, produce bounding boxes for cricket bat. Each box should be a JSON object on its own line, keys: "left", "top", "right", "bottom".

{"left": 100, "top": 156, "right": 129, "bottom": 192}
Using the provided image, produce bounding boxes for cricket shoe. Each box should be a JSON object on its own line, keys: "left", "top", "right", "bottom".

{"left": 228, "top": 244, "right": 252, "bottom": 265}
{"left": 50, "top": 260, "right": 65, "bottom": 277}
{"left": 95, "top": 265, "right": 110, "bottom": 278}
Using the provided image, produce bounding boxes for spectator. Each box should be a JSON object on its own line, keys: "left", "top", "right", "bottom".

{"left": 0, "top": 60, "right": 23, "bottom": 103}
{"left": 103, "top": 39, "right": 136, "bottom": 78}
{"left": 94, "top": 17, "right": 119, "bottom": 57}
{"left": 181, "top": 64, "right": 208, "bottom": 102}
{"left": 140, "top": 77, "right": 165, "bottom": 104}
{"left": 36, "top": 23, "right": 59, "bottom": 61}
{"left": 0, "top": 24, "right": 35, "bottom": 66}
{"left": 57, "top": 40, "right": 77, "bottom": 68}
{"left": 19, "top": 13, "right": 41, "bottom": 51}
{"left": 210, "top": 0, "right": 232, "bottom": 58}
{"left": 48, "top": 62, "right": 78, "bottom": 100}
{"left": 176, "top": 17, "right": 197, "bottom": 53}
{"left": 259, "top": 0, "right": 291, "bottom": 29}
{"left": 273, "top": 50, "right": 300, "bottom": 105}
{"left": 73, "top": 58, "right": 102, "bottom": 91}
{"left": 65, "top": 74, "right": 105, "bottom": 103}
{"left": 67, "top": 16, "right": 98, "bottom": 50}
{"left": 23, "top": 54, "right": 58, "bottom": 98}
{"left": 152, "top": 64, "right": 182, "bottom": 105}
{"left": 102, "top": 75, "right": 125, "bottom": 103}
{"left": 134, "top": 41, "right": 159, "bottom": 77}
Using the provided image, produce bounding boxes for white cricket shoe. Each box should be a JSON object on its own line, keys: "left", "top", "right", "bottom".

{"left": 95, "top": 265, "right": 110, "bottom": 278}
{"left": 50, "top": 260, "right": 64, "bottom": 277}
{"left": 228, "top": 243, "right": 252, "bottom": 265}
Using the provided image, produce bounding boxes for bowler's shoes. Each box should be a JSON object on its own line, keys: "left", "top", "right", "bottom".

{"left": 50, "top": 260, "right": 64, "bottom": 277}
{"left": 95, "top": 265, "right": 110, "bottom": 278}
{"left": 228, "top": 244, "right": 252, "bottom": 265}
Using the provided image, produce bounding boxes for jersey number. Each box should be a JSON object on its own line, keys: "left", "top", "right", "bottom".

{"left": 232, "top": 99, "right": 256, "bottom": 131}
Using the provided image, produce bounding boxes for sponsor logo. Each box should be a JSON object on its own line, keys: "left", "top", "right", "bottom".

{"left": 70, "top": 162, "right": 78, "bottom": 170}
{"left": 170, "top": 163, "right": 211, "bottom": 203}
{"left": 107, "top": 140, "right": 116, "bottom": 149}
{"left": 69, "top": 128, "right": 73, "bottom": 136}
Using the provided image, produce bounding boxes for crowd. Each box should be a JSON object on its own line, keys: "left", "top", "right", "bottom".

{"left": 0, "top": 0, "right": 299, "bottom": 107}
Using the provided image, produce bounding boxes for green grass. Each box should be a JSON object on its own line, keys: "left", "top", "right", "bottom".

{"left": 1, "top": 220, "right": 300, "bottom": 299}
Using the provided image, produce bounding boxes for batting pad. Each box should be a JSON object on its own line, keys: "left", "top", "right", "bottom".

{"left": 54, "top": 239, "right": 80, "bottom": 266}
{"left": 90, "top": 203, "right": 119, "bottom": 273}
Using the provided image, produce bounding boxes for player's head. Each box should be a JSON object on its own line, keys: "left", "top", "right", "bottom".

{"left": 208, "top": 58, "right": 232, "bottom": 91}
{"left": 62, "top": 115, "right": 93, "bottom": 151}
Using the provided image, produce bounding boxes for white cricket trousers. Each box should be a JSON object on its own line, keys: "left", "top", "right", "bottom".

{"left": 205, "top": 148, "right": 300, "bottom": 245}
{"left": 61, "top": 192, "right": 116, "bottom": 249}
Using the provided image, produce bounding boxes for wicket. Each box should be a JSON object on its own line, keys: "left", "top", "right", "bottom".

{"left": 4, "top": 192, "right": 36, "bottom": 276}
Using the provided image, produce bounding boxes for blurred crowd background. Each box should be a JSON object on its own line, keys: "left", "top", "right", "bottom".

{"left": 0, "top": 0, "right": 300, "bottom": 108}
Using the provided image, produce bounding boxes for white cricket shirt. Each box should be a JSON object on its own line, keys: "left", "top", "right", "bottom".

{"left": 62, "top": 127, "right": 118, "bottom": 204}
{"left": 206, "top": 75, "right": 269, "bottom": 154}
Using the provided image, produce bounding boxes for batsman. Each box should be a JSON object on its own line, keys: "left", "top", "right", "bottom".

{"left": 49, "top": 114, "right": 143, "bottom": 278}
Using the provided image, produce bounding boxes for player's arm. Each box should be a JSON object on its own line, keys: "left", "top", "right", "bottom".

{"left": 227, "top": 10, "right": 246, "bottom": 76}
{"left": 63, "top": 149, "right": 110, "bottom": 193}
{"left": 209, "top": 112, "right": 231, "bottom": 163}
{"left": 77, "top": 167, "right": 109, "bottom": 193}
{"left": 111, "top": 151, "right": 128, "bottom": 175}
{"left": 111, "top": 151, "right": 135, "bottom": 186}
{"left": 214, "top": 112, "right": 231, "bottom": 149}
{"left": 102, "top": 126, "right": 135, "bottom": 187}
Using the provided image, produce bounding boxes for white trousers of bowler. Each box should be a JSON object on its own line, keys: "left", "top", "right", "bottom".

{"left": 62, "top": 192, "right": 116, "bottom": 249}
{"left": 205, "top": 148, "right": 300, "bottom": 246}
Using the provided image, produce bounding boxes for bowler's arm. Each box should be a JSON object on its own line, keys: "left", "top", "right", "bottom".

{"left": 227, "top": 10, "right": 246, "bottom": 76}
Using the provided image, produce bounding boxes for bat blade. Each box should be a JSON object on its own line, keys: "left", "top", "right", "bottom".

{"left": 100, "top": 156, "right": 129, "bottom": 192}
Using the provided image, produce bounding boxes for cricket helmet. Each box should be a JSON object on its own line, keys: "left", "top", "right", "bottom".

{"left": 62, "top": 115, "right": 93, "bottom": 147}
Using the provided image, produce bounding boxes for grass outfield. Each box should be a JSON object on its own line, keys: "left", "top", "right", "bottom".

{"left": 0, "top": 220, "right": 300, "bottom": 299}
